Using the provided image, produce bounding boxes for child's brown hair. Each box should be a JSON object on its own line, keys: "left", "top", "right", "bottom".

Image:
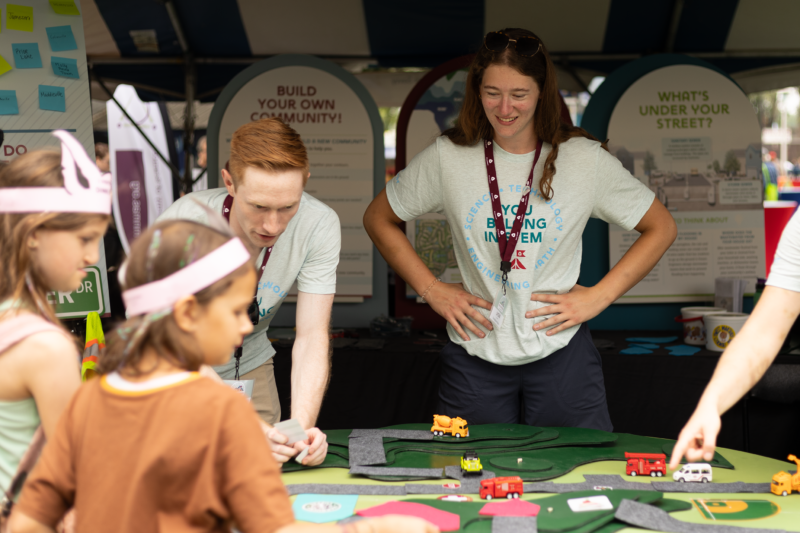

{"left": 99, "top": 219, "right": 254, "bottom": 376}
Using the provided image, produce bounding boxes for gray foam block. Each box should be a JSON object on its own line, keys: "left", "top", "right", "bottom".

{"left": 492, "top": 516, "right": 537, "bottom": 533}
{"left": 349, "top": 429, "right": 433, "bottom": 440}
{"left": 286, "top": 484, "right": 406, "bottom": 496}
{"left": 615, "top": 499, "right": 789, "bottom": 533}
{"left": 652, "top": 482, "right": 772, "bottom": 493}
{"left": 348, "top": 436, "right": 386, "bottom": 466}
{"left": 583, "top": 475, "right": 657, "bottom": 491}
{"left": 349, "top": 466, "right": 443, "bottom": 478}
{"left": 444, "top": 465, "right": 496, "bottom": 482}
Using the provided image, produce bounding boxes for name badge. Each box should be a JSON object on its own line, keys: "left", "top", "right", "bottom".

{"left": 489, "top": 287, "right": 508, "bottom": 329}
{"left": 223, "top": 379, "right": 254, "bottom": 400}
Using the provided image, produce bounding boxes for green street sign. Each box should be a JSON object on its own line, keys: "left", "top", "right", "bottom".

{"left": 52, "top": 266, "right": 105, "bottom": 318}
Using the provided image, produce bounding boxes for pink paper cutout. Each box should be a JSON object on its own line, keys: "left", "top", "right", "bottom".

{"left": 357, "top": 501, "right": 461, "bottom": 531}
{"left": 479, "top": 499, "right": 541, "bottom": 517}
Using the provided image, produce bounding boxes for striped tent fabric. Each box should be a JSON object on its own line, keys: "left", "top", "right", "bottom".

{"left": 84, "top": 0, "right": 800, "bottom": 101}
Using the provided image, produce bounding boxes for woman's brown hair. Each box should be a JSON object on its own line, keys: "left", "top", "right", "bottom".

{"left": 443, "top": 28, "right": 607, "bottom": 201}
{"left": 0, "top": 149, "right": 110, "bottom": 323}
{"left": 98, "top": 219, "right": 254, "bottom": 376}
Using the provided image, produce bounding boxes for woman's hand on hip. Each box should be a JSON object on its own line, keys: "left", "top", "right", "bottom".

{"left": 426, "top": 282, "right": 493, "bottom": 341}
{"left": 526, "top": 284, "right": 610, "bottom": 335}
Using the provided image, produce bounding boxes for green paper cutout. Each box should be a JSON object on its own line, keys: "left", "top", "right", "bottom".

{"left": 489, "top": 455, "right": 554, "bottom": 472}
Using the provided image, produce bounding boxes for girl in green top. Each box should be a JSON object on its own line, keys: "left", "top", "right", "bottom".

{"left": 0, "top": 136, "right": 111, "bottom": 494}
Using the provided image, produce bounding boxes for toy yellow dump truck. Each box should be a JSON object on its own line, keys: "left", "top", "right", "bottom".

{"left": 431, "top": 414, "right": 469, "bottom": 438}
{"left": 771, "top": 454, "right": 800, "bottom": 496}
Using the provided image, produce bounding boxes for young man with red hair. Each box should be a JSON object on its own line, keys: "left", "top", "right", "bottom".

{"left": 158, "top": 118, "right": 338, "bottom": 466}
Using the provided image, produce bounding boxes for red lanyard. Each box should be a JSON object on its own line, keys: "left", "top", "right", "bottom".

{"left": 484, "top": 138, "right": 543, "bottom": 289}
{"left": 222, "top": 194, "right": 271, "bottom": 274}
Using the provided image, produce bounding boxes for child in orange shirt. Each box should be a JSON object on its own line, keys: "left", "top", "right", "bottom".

{"left": 10, "top": 220, "right": 436, "bottom": 533}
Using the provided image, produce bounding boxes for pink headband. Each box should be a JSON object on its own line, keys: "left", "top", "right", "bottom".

{"left": 0, "top": 130, "right": 112, "bottom": 214}
{"left": 122, "top": 238, "right": 251, "bottom": 316}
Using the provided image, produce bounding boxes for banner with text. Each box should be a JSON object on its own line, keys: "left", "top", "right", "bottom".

{"left": 215, "top": 65, "right": 376, "bottom": 297}
{"left": 607, "top": 65, "right": 765, "bottom": 302}
{"left": 107, "top": 84, "right": 174, "bottom": 254}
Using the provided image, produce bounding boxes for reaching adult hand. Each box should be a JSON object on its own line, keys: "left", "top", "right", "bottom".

{"left": 527, "top": 284, "right": 609, "bottom": 335}
{"left": 669, "top": 402, "right": 721, "bottom": 470}
{"left": 296, "top": 427, "right": 328, "bottom": 466}
{"left": 263, "top": 424, "right": 299, "bottom": 463}
{"left": 425, "top": 282, "right": 493, "bottom": 341}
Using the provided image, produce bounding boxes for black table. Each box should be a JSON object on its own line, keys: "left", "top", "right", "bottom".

{"left": 273, "top": 329, "right": 800, "bottom": 461}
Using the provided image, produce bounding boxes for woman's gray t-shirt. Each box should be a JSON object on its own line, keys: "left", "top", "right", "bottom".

{"left": 386, "top": 136, "right": 655, "bottom": 365}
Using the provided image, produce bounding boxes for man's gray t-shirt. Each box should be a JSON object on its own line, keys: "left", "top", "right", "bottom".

{"left": 386, "top": 136, "right": 655, "bottom": 366}
{"left": 157, "top": 188, "right": 340, "bottom": 378}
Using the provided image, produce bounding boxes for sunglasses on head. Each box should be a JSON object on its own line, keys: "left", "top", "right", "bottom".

{"left": 484, "top": 31, "right": 541, "bottom": 57}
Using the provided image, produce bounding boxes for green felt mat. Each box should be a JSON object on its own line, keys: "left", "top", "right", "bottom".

{"left": 401, "top": 490, "right": 675, "bottom": 533}
{"left": 282, "top": 428, "right": 733, "bottom": 478}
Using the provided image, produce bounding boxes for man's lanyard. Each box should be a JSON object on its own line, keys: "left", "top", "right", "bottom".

{"left": 222, "top": 194, "right": 272, "bottom": 378}
{"left": 484, "top": 138, "right": 544, "bottom": 294}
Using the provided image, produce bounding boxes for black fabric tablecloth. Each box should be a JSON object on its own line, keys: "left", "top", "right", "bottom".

{"left": 273, "top": 329, "right": 800, "bottom": 461}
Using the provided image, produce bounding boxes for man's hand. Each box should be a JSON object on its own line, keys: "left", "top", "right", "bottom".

{"left": 262, "top": 423, "right": 298, "bottom": 463}
{"left": 296, "top": 427, "right": 328, "bottom": 466}
{"left": 526, "top": 284, "right": 609, "bottom": 335}
{"left": 669, "top": 402, "right": 721, "bottom": 470}
{"left": 426, "top": 282, "right": 493, "bottom": 341}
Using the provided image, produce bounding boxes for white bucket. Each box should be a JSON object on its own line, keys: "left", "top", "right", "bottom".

{"left": 675, "top": 307, "right": 726, "bottom": 346}
{"left": 705, "top": 313, "right": 749, "bottom": 352}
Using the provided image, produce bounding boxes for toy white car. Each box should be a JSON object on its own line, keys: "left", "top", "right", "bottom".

{"left": 673, "top": 463, "right": 712, "bottom": 483}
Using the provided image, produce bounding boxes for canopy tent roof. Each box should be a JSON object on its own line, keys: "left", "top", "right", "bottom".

{"left": 85, "top": 0, "right": 800, "bottom": 103}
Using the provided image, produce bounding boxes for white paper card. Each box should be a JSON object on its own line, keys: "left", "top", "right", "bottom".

{"left": 295, "top": 445, "right": 310, "bottom": 464}
{"left": 222, "top": 379, "right": 254, "bottom": 400}
{"left": 273, "top": 419, "right": 309, "bottom": 445}
{"left": 489, "top": 287, "right": 508, "bottom": 329}
{"left": 567, "top": 495, "right": 613, "bottom": 512}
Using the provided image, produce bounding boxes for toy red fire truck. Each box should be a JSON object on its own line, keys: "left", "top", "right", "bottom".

{"left": 625, "top": 452, "right": 667, "bottom": 477}
{"left": 479, "top": 476, "right": 524, "bottom": 500}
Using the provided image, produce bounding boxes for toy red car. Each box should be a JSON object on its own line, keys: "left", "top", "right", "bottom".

{"left": 479, "top": 476, "right": 523, "bottom": 500}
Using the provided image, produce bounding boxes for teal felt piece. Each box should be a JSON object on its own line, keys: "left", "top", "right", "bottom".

{"left": 620, "top": 347, "right": 654, "bottom": 355}
{"left": 665, "top": 345, "right": 701, "bottom": 356}
{"left": 626, "top": 337, "right": 678, "bottom": 343}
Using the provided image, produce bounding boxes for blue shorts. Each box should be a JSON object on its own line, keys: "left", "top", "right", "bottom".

{"left": 436, "top": 323, "right": 613, "bottom": 431}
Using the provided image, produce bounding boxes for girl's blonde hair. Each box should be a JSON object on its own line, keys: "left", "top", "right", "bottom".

{"left": 99, "top": 219, "right": 254, "bottom": 376}
{"left": 0, "top": 149, "right": 110, "bottom": 322}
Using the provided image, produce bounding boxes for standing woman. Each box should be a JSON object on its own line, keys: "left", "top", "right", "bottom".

{"left": 364, "top": 28, "right": 676, "bottom": 429}
{"left": 0, "top": 132, "right": 110, "bottom": 499}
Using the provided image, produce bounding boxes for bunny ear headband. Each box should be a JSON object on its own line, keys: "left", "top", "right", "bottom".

{"left": 0, "top": 130, "right": 112, "bottom": 214}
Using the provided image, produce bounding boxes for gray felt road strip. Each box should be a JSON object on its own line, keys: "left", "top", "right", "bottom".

{"left": 615, "top": 499, "right": 789, "bottom": 533}
{"left": 492, "top": 516, "right": 537, "bottom": 533}
{"left": 349, "top": 466, "right": 443, "bottom": 478}
{"left": 349, "top": 429, "right": 433, "bottom": 440}
{"left": 348, "top": 436, "right": 387, "bottom": 466}
{"left": 524, "top": 475, "right": 657, "bottom": 493}
{"left": 444, "top": 465, "right": 496, "bottom": 482}
{"left": 652, "top": 482, "right": 772, "bottom": 493}
{"left": 286, "top": 484, "right": 406, "bottom": 496}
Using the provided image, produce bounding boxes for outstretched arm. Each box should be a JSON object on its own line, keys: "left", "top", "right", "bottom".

{"left": 670, "top": 285, "right": 800, "bottom": 468}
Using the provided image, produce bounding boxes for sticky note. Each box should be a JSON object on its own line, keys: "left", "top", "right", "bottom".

{"left": 39, "top": 85, "right": 66, "bottom": 112}
{"left": 48, "top": 0, "right": 80, "bottom": 16}
{"left": 11, "top": 43, "right": 42, "bottom": 69}
{"left": 7, "top": 5, "right": 34, "bottom": 32}
{"left": 0, "top": 91, "right": 19, "bottom": 115}
{"left": 0, "top": 56, "right": 12, "bottom": 76}
{"left": 46, "top": 25, "right": 77, "bottom": 51}
{"left": 51, "top": 56, "right": 78, "bottom": 79}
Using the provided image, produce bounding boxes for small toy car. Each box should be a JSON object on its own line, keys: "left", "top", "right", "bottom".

{"left": 672, "top": 463, "right": 712, "bottom": 483}
{"left": 460, "top": 451, "right": 482, "bottom": 475}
